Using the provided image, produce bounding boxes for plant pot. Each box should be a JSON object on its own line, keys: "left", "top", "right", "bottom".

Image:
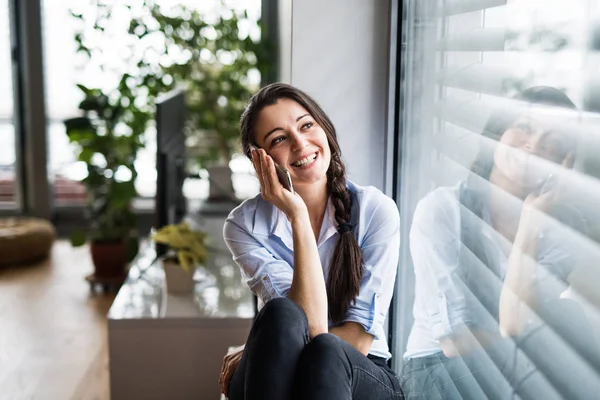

{"left": 162, "top": 258, "right": 195, "bottom": 294}
{"left": 207, "top": 164, "right": 236, "bottom": 202}
{"left": 90, "top": 240, "right": 128, "bottom": 279}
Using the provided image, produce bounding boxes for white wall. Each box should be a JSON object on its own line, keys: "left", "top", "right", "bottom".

{"left": 290, "top": 0, "right": 391, "bottom": 190}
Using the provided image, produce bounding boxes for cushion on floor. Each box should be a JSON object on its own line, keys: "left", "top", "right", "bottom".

{"left": 0, "top": 218, "right": 55, "bottom": 266}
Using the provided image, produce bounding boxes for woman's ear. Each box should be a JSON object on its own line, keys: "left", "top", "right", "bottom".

{"left": 563, "top": 151, "right": 575, "bottom": 169}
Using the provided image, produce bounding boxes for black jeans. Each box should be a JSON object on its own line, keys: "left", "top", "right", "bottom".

{"left": 228, "top": 297, "right": 404, "bottom": 400}
{"left": 400, "top": 352, "right": 491, "bottom": 400}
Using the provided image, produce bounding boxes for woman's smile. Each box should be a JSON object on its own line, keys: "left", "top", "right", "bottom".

{"left": 291, "top": 152, "right": 318, "bottom": 169}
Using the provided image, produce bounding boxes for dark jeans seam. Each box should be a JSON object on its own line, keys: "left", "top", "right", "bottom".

{"left": 353, "top": 366, "right": 403, "bottom": 396}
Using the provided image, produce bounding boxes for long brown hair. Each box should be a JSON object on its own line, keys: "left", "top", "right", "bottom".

{"left": 240, "top": 82, "right": 363, "bottom": 323}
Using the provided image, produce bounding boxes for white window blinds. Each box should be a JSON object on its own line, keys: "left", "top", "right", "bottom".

{"left": 398, "top": 1, "right": 600, "bottom": 398}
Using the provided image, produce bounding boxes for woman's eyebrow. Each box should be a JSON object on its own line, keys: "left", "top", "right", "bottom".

{"left": 263, "top": 114, "right": 311, "bottom": 141}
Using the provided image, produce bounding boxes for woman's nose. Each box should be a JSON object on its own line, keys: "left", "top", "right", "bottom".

{"left": 526, "top": 133, "right": 545, "bottom": 153}
{"left": 290, "top": 133, "right": 308, "bottom": 151}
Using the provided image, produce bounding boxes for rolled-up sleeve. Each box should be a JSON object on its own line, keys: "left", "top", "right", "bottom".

{"left": 341, "top": 196, "right": 400, "bottom": 340}
{"left": 223, "top": 218, "right": 293, "bottom": 303}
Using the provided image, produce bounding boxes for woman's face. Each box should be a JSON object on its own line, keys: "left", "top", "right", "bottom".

{"left": 494, "top": 116, "right": 568, "bottom": 188}
{"left": 254, "top": 98, "right": 331, "bottom": 187}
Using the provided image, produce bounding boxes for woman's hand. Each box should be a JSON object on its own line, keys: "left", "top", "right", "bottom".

{"left": 524, "top": 152, "right": 573, "bottom": 213}
{"left": 500, "top": 154, "right": 575, "bottom": 336}
{"left": 220, "top": 344, "right": 245, "bottom": 397}
{"left": 251, "top": 148, "right": 307, "bottom": 220}
{"left": 519, "top": 152, "right": 574, "bottom": 240}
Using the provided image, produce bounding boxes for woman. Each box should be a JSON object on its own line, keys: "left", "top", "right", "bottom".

{"left": 401, "top": 87, "right": 597, "bottom": 399}
{"left": 220, "top": 83, "right": 403, "bottom": 399}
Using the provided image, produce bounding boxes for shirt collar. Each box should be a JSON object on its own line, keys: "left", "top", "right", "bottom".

{"left": 251, "top": 195, "right": 340, "bottom": 250}
{"left": 318, "top": 197, "right": 339, "bottom": 247}
{"left": 251, "top": 180, "right": 358, "bottom": 248}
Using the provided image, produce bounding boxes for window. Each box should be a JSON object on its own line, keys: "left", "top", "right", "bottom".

{"left": 395, "top": 1, "right": 600, "bottom": 398}
{"left": 0, "top": 0, "right": 17, "bottom": 208}
{"left": 42, "top": 0, "right": 108, "bottom": 207}
{"left": 41, "top": 0, "right": 261, "bottom": 209}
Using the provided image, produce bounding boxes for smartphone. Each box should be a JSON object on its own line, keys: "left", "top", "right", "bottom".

{"left": 538, "top": 173, "right": 556, "bottom": 195}
{"left": 275, "top": 164, "right": 294, "bottom": 193}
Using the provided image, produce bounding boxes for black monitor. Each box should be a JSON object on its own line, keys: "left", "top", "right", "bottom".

{"left": 155, "top": 89, "right": 187, "bottom": 255}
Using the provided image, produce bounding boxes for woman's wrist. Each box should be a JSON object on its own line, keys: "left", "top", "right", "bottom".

{"left": 514, "top": 225, "right": 539, "bottom": 253}
{"left": 516, "top": 209, "right": 543, "bottom": 249}
{"left": 290, "top": 209, "right": 311, "bottom": 228}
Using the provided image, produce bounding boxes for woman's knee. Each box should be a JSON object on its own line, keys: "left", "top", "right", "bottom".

{"left": 254, "top": 297, "right": 308, "bottom": 337}
{"left": 299, "top": 333, "right": 347, "bottom": 368}
{"left": 295, "top": 333, "right": 352, "bottom": 395}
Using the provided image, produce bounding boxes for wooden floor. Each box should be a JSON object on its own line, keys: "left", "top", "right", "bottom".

{"left": 0, "top": 241, "right": 115, "bottom": 400}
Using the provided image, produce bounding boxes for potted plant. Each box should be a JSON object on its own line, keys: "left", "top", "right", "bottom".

{"left": 65, "top": 83, "right": 150, "bottom": 281}
{"left": 72, "top": 0, "right": 271, "bottom": 201}
{"left": 151, "top": 221, "right": 209, "bottom": 294}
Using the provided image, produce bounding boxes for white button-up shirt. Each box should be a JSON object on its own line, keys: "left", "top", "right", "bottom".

{"left": 223, "top": 180, "right": 400, "bottom": 359}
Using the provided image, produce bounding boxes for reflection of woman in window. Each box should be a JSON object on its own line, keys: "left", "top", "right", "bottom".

{"left": 402, "top": 87, "right": 597, "bottom": 399}
{"left": 220, "top": 83, "right": 403, "bottom": 399}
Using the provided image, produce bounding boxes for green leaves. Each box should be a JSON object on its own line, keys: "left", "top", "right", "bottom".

{"left": 66, "top": 0, "right": 271, "bottom": 244}
{"left": 65, "top": 63, "right": 144, "bottom": 245}
{"left": 70, "top": 231, "right": 88, "bottom": 247}
{"left": 78, "top": 147, "right": 95, "bottom": 164}
{"left": 64, "top": 116, "right": 93, "bottom": 131}
{"left": 101, "top": 0, "right": 267, "bottom": 168}
{"left": 110, "top": 181, "right": 137, "bottom": 208}
{"left": 152, "top": 222, "right": 209, "bottom": 270}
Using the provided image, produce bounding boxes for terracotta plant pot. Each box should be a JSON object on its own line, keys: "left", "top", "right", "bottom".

{"left": 162, "top": 258, "right": 195, "bottom": 294}
{"left": 90, "top": 240, "right": 128, "bottom": 279}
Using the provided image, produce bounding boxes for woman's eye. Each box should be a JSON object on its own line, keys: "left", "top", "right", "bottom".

{"left": 301, "top": 122, "right": 313, "bottom": 130}
{"left": 271, "top": 136, "right": 285, "bottom": 146}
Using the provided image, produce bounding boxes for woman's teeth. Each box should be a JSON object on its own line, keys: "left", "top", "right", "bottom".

{"left": 292, "top": 153, "right": 317, "bottom": 167}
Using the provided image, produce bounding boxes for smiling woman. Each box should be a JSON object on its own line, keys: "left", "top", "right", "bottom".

{"left": 220, "top": 83, "right": 403, "bottom": 400}
{"left": 252, "top": 98, "right": 331, "bottom": 193}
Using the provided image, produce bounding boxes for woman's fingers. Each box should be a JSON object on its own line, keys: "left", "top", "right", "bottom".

{"left": 219, "top": 356, "right": 227, "bottom": 391}
{"left": 221, "top": 363, "right": 229, "bottom": 394}
{"left": 223, "top": 364, "right": 233, "bottom": 397}
{"left": 222, "top": 356, "right": 238, "bottom": 397}
{"left": 264, "top": 153, "right": 279, "bottom": 194}
{"left": 220, "top": 347, "right": 244, "bottom": 396}
{"left": 256, "top": 149, "right": 281, "bottom": 200}
{"left": 253, "top": 149, "right": 271, "bottom": 199}
{"left": 251, "top": 150, "right": 264, "bottom": 188}
{"left": 259, "top": 149, "right": 271, "bottom": 198}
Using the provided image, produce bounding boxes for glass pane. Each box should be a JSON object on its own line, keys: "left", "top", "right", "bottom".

{"left": 42, "top": 0, "right": 262, "bottom": 208}
{"left": 42, "top": 0, "right": 89, "bottom": 207}
{"left": 0, "top": 0, "right": 17, "bottom": 209}
{"left": 396, "top": 1, "right": 600, "bottom": 398}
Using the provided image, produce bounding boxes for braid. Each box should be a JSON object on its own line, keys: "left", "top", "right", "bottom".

{"left": 329, "top": 156, "right": 351, "bottom": 223}
{"left": 327, "top": 154, "right": 364, "bottom": 323}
